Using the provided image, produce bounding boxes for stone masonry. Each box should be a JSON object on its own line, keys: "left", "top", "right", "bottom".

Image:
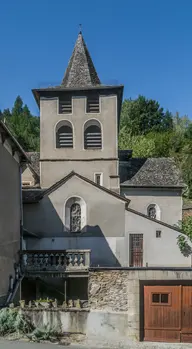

{"left": 89, "top": 270, "right": 128, "bottom": 311}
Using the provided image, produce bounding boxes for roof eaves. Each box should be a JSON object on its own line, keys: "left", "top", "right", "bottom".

{"left": 126, "top": 207, "right": 181, "bottom": 232}
{"left": 0, "top": 121, "right": 29, "bottom": 162}
{"left": 120, "top": 184, "right": 184, "bottom": 189}
{"left": 41, "top": 171, "right": 130, "bottom": 205}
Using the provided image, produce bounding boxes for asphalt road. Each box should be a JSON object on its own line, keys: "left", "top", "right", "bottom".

{"left": 0, "top": 341, "right": 71, "bottom": 349}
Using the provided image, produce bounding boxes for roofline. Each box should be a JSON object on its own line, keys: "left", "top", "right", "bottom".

{"left": 32, "top": 85, "right": 124, "bottom": 107}
{"left": 42, "top": 171, "right": 130, "bottom": 204}
{"left": 120, "top": 184, "right": 184, "bottom": 189}
{"left": 126, "top": 207, "right": 181, "bottom": 232}
{"left": 0, "top": 121, "right": 29, "bottom": 162}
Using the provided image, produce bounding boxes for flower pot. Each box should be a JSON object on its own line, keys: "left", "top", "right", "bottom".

{"left": 19, "top": 300, "right": 25, "bottom": 309}
{"left": 40, "top": 302, "right": 51, "bottom": 309}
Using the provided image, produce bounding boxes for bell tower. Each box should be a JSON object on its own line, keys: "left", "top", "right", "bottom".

{"left": 32, "top": 32, "right": 123, "bottom": 193}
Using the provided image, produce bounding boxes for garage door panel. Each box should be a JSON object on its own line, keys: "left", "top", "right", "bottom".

{"left": 144, "top": 329, "right": 180, "bottom": 342}
{"left": 144, "top": 285, "right": 181, "bottom": 342}
{"left": 182, "top": 286, "right": 192, "bottom": 333}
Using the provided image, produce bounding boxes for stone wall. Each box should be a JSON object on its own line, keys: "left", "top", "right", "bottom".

{"left": 89, "top": 270, "right": 128, "bottom": 311}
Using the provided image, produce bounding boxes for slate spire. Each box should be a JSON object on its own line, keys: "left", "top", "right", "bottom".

{"left": 61, "top": 32, "right": 101, "bottom": 88}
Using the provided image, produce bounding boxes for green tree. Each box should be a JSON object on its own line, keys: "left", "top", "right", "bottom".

{"left": 1, "top": 96, "right": 40, "bottom": 151}
{"left": 177, "top": 216, "right": 192, "bottom": 256}
{"left": 120, "top": 96, "right": 173, "bottom": 136}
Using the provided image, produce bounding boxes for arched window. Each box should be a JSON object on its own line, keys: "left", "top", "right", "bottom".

{"left": 148, "top": 205, "right": 156, "bottom": 219}
{"left": 147, "top": 204, "right": 160, "bottom": 220}
{"left": 84, "top": 120, "right": 102, "bottom": 149}
{"left": 70, "top": 203, "right": 81, "bottom": 232}
{"left": 64, "top": 197, "right": 86, "bottom": 233}
{"left": 56, "top": 121, "right": 73, "bottom": 148}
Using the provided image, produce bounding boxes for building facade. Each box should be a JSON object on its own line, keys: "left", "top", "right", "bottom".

{"left": 20, "top": 32, "right": 192, "bottom": 343}
{"left": 0, "top": 121, "right": 28, "bottom": 305}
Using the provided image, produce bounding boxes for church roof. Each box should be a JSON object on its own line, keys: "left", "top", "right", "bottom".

{"left": 120, "top": 158, "right": 185, "bottom": 188}
{"left": 0, "top": 121, "right": 29, "bottom": 162}
{"left": 61, "top": 31, "right": 101, "bottom": 88}
{"left": 26, "top": 152, "right": 40, "bottom": 176}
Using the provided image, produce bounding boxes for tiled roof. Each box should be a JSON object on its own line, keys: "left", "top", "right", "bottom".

{"left": 26, "top": 152, "right": 40, "bottom": 176}
{"left": 22, "top": 189, "right": 45, "bottom": 203}
{"left": 61, "top": 32, "right": 101, "bottom": 88}
{"left": 120, "top": 158, "right": 185, "bottom": 188}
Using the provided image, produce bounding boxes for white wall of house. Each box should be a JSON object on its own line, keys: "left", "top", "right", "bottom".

{"left": 122, "top": 187, "right": 182, "bottom": 226}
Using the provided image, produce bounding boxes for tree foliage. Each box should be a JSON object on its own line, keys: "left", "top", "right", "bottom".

{"left": 177, "top": 216, "right": 192, "bottom": 256}
{"left": 120, "top": 95, "right": 173, "bottom": 135}
{"left": 0, "top": 96, "right": 40, "bottom": 151}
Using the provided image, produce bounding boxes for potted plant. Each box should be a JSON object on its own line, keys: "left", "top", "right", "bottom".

{"left": 19, "top": 300, "right": 25, "bottom": 308}
{"left": 39, "top": 298, "right": 53, "bottom": 308}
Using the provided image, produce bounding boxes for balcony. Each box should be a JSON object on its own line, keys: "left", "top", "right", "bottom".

{"left": 21, "top": 250, "right": 91, "bottom": 274}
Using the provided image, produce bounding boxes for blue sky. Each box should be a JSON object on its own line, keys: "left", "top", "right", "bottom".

{"left": 0, "top": 0, "right": 192, "bottom": 117}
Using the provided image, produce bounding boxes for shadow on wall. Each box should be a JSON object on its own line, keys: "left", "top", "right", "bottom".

{"left": 24, "top": 196, "right": 121, "bottom": 267}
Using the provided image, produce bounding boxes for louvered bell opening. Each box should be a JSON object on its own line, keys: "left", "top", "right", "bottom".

{"left": 87, "top": 96, "right": 100, "bottom": 113}
{"left": 57, "top": 126, "right": 73, "bottom": 148}
{"left": 59, "top": 98, "right": 72, "bottom": 114}
{"left": 84, "top": 125, "right": 102, "bottom": 149}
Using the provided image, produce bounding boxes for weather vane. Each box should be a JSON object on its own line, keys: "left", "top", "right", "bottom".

{"left": 79, "top": 24, "right": 82, "bottom": 33}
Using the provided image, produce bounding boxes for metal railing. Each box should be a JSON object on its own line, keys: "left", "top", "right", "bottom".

{"left": 21, "top": 250, "right": 90, "bottom": 272}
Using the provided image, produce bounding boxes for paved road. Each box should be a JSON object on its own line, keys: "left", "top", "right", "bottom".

{"left": 0, "top": 341, "right": 68, "bottom": 349}
{"left": 1, "top": 340, "right": 192, "bottom": 349}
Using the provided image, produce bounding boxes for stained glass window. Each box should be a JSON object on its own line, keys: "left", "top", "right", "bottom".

{"left": 70, "top": 203, "right": 81, "bottom": 232}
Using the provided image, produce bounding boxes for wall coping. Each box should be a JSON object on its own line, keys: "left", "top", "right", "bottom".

{"left": 89, "top": 267, "right": 192, "bottom": 271}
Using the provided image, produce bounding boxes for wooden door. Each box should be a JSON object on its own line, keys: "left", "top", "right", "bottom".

{"left": 144, "top": 285, "right": 181, "bottom": 342}
{"left": 129, "top": 234, "right": 143, "bottom": 267}
{"left": 181, "top": 286, "right": 192, "bottom": 342}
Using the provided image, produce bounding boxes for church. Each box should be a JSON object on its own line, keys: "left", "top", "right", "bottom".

{"left": 22, "top": 31, "right": 186, "bottom": 268}
{"left": 1, "top": 31, "right": 192, "bottom": 343}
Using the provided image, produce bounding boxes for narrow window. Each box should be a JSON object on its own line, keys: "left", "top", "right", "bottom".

{"left": 70, "top": 203, "right": 81, "bottom": 233}
{"left": 147, "top": 204, "right": 156, "bottom": 219}
{"left": 84, "top": 121, "right": 102, "bottom": 149}
{"left": 94, "top": 173, "right": 102, "bottom": 186}
{"left": 59, "top": 96, "right": 72, "bottom": 114}
{"left": 156, "top": 230, "right": 161, "bottom": 238}
{"left": 129, "top": 234, "right": 143, "bottom": 267}
{"left": 86, "top": 95, "right": 100, "bottom": 113}
{"left": 56, "top": 123, "right": 73, "bottom": 148}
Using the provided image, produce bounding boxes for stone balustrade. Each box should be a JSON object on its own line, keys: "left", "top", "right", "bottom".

{"left": 21, "top": 250, "right": 90, "bottom": 273}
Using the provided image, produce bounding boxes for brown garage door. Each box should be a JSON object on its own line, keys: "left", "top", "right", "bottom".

{"left": 144, "top": 285, "right": 192, "bottom": 343}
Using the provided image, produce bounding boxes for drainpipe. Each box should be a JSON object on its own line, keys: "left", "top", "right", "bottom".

{"left": 19, "top": 165, "right": 24, "bottom": 257}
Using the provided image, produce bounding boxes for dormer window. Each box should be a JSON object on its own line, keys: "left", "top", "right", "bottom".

{"left": 86, "top": 95, "right": 100, "bottom": 113}
{"left": 59, "top": 96, "right": 72, "bottom": 114}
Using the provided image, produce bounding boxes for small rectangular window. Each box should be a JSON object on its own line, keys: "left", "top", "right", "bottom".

{"left": 59, "top": 96, "right": 72, "bottom": 114}
{"left": 161, "top": 293, "right": 169, "bottom": 303}
{"left": 152, "top": 293, "right": 169, "bottom": 304}
{"left": 156, "top": 230, "right": 161, "bottom": 238}
{"left": 86, "top": 95, "right": 100, "bottom": 113}
{"left": 22, "top": 181, "right": 32, "bottom": 187}
{"left": 94, "top": 173, "right": 102, "bottom": 186}
{"left": 152, "top": 293, "right": 160, "bottom": 303}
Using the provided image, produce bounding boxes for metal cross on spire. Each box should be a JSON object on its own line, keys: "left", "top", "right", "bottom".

{"left": 79, "top": 24, "right": 82, "bottom": 34}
